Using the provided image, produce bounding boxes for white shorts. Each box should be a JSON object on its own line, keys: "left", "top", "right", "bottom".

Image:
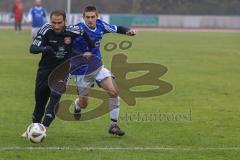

{"left": 32, "top": 27, "right": 41, "bottom": 38}
{"left": 74, "top": 66, "right": 113, "bottom": 96}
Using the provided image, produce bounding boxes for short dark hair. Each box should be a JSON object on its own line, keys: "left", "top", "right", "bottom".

{"left": 50, "top": 10, "right": 66, "bottom": 21}
{"left": 83, "top": 6, "right": 98, "bottom": 16}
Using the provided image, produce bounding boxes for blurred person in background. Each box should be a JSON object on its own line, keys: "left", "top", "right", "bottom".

{"left": 28, "top": 0, "right": 47, "bottom": 38}
{"left": 12, "top": 0, "right": 23, "bottom": 32}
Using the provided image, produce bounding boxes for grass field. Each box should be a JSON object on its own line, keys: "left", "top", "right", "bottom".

{"left": 0, "top": 29, "right": 240, "bottom": 159}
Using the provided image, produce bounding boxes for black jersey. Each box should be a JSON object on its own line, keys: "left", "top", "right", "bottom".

{"left": 30, "top": 23, "right": 92, "bottom": 72}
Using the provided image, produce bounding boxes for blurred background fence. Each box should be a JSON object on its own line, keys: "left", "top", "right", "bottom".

{"left": 1, "top": 0, "right": 240, "bottom": 28}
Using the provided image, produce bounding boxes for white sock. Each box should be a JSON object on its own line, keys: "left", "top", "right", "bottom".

{"left": 75, "top": 98, "right": 81, "bottom": 110}
{"left": 110, "top": 108, "right": 120, "bottom": 125}
{"left": 109, "top": 97, "right": 120, "bottom": 125}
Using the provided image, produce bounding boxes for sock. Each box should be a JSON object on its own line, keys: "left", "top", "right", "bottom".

{"left": 42, "top": 92, "right": 61, "bottom": 127}
{"left": 109, "top": 97, "right": 120, "bottom": 125}
{"left": 75, "top": 99, "right": 81, "bottom": 110}
{"left": 110, "top": 120, "right": 118, "bottom": 126}
{"left": 42, "top": 113, "right": 54, "bottom": 128}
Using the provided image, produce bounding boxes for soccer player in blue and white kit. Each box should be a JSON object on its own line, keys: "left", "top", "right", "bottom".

{"left": 71, "top": 6, "right": 136, "bottom": 136}
{"left": 28, "top": 0, "right": 47, "bottom": 38}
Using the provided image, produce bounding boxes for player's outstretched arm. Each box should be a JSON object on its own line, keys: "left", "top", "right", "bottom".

{"left": 126, "top": 28, "right": 137, "bottom": 36}
{"left": 117, "top": 26, "right": 136, "bottom": 36}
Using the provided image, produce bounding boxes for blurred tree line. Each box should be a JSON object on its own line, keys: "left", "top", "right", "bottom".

{"left": 1, "top": 0, "right": 240, "bottom": 15}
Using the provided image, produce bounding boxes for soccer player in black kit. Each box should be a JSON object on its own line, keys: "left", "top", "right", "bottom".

{"left": 21, "top": 10, "right": 94, "bottom": 137}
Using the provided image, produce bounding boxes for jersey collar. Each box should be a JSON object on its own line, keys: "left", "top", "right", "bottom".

{"left": 83, "top": 22, "right": 97, "bottom": 32}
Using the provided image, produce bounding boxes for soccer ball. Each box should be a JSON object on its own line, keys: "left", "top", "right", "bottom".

{"left": 27, "top": 123, "right": 47, "bottom": 143}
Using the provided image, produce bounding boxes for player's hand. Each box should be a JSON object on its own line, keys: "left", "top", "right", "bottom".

{"left": 43, "top": 46, "right": 55, "bottom": 56}
{"left": 82, "top": 52, "right": 92, "bottom": 59}
{"left": 126, "top": 29, "right": 137, "bottom": 36}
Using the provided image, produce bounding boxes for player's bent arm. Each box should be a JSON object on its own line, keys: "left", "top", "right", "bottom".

{"left": 29, "top": 45, "right": 45, "bottom": 54}
{"left": 30, "top": 36, "right": 48, "bottom": 54}
{"left": 30, "top": 45, "right": 54, "bottom": 55}
{"left": 67, "top": 25, "right": 95, "bottom": 49}
{"left": 29, "top": 24, "right": 53, "bottom": 54}
{"left": 82, "top": 31, "right": 95, "bottom": 49}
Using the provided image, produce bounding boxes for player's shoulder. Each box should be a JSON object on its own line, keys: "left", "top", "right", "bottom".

{"left": 31, "top": 7, "right": 38, "bottom": 11}
{"left": 96, "top": 19, "right": 109, "bottom": 29}
{"left": 40, "top": 7, "right": 46, "bottom": 11}
{"left": 29, "top": 7, "right": 34, "bottom": 12}
{"left": 77, "top": 22, "right": 85, "bottom": 27}
{"left": 66, "top": 25, "right": 83, "bottom": 35}
{"left": 96, "top": 19, "right": 105, "bottom": 26}
{"left": 66, "top": 25, "right": 80, "bottom": 31}
{"left": 96, "top": 19, "right": 114, "bottom": 28}
{"left": 74, "top": 22, "right": 85, "bottom": 30}
{"left": 38, "top": 23, "right": 53, "bottom": 35}
{"left": 96, "top": 19, "right": 117, "bottom": 33}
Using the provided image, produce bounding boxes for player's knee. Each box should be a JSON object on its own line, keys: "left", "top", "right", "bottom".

{"left": 108, "top": 89, "right": 119, "bottom": 98}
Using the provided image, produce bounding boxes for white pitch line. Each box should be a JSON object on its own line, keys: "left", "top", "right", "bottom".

{"left": 1, "top": 147, "right": 240, "bottom": 152}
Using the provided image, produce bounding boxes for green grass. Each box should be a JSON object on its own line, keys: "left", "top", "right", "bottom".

{"left": 0, "top": 29, "right": 240, "bottom": 159}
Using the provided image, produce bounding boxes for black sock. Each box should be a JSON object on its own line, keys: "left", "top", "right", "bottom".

{"left": 42, "top": 114, "right": 54, "bottom": 128}
{"left": 42, "top": 92, "right": 61, "bottom": 127}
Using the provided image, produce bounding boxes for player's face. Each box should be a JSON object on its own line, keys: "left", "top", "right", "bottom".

{"left": 51, "top": 15, "right": 65, "bottom": 33}
{"left": 83, "top": 11, "right": 98, "bottom": 29}
{"left": 35, "top": 0, "right": 42, "bottom": 7}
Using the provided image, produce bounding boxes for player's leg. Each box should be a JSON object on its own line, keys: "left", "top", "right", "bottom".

{"left": 100, "top": 77, "right": 120, "bottom": 121}
{"left": 32, "top": 71, "right": 51, "bottom": 123}
{"left": 14, "top": 22, "right": 17, "bottom": 31}
{"left": 18, "top": 22, "right": 22, "bottom": 31}
{"left": 42, "top": 91, "right": 61, "bottom": 128}
{"left": 73, "top": 95, "right": 88, "bottom": 120}
{"left": 22, "top": 72, "right": 50, "bottom": 138}
{"left": 75, "top": 95, "right": 88, "bottom": 109}
{"left": 73, "top": 75, "right": 92, "bottom": 114}
{"left": 100, "top": 77, "right": 119, "bottom": 97}
{"left": 97, "top": 68, "right": 125, "bottom": 136}
{"left": 15, "top": 21, "right": 20, "bottom": 31}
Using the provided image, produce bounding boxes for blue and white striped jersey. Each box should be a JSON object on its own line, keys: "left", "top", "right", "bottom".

{"left": 71, "top": 19, "right": 118, "bottom": 75}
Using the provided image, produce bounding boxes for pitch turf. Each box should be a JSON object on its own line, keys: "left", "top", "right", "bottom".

{"left": 0, "top": 29, "right": 240, "bottom": 159}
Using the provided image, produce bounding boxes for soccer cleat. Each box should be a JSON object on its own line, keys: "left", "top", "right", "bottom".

{"left": 108, "top": 124, "right": 125, "bottom": 136}
{"left": 21, "top": 131, "right": 28, "bottom": 138}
